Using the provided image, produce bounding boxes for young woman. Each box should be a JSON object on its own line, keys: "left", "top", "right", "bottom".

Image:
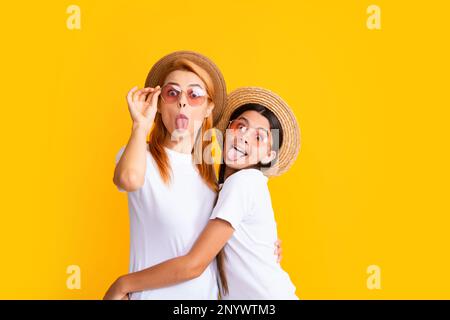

{"left": 107, "top": 52, "right": 281, "bottom": 300}
{"left": 104, "top": 87, "right": 301, "bottom": 300}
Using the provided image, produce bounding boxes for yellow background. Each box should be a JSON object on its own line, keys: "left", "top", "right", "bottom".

{"left": 1, "top": 0, "right": 449, "bottom": 299}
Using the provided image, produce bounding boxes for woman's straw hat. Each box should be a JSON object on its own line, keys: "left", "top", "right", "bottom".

{"left": 215, "top": 87, "right": 301, "bottom": 176}
{"left": 145, "top": 50, "right": 227, "bottom": 125}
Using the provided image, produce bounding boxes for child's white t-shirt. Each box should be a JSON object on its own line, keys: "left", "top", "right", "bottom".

{"left": 210, "top": 168, "right": 298, "bottom": 300}
{"left": 115, "top": 145, "right": 219, "bottom": 300}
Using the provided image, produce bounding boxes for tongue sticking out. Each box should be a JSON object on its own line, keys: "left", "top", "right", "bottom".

{"left": 175, "top": 118, "right": 189, "bottom": 130}
{"left": 227, "top": 147, "right": 245, "bottom": 161}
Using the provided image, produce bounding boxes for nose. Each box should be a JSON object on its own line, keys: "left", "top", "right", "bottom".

{"left": 238, "top": 133, "right": 249, "bottom": 145}
{"left": 178, "top": 91, "right": 188, "bottom": 108}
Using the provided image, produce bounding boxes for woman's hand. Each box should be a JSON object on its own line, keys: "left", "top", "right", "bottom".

{"left": 103, "top": 276, "right": 129, "bottom": 300}
{"left": 274, "top": 239, "right": 282, "bottom": 263}
{"left": 126, "top": 85, "right": 161, "bottom": 135}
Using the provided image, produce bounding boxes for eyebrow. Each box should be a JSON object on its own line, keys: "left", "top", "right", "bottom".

{"left": 164, "top": 82, "right": 204, "bottom": 89}
{"left": 237, "top": 116, "right": 270, "bottom": 135}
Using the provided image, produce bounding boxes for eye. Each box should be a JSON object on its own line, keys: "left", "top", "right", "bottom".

{"left": 168, "top": 89, "right": 179, "bottom": 97}
{"left": 190, "top": 88, "right": 205, "bottom": 99}
{"left": 256, "top": 132, "right": 268, "bottom": 143}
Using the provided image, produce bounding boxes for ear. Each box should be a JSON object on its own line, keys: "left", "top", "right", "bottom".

{"left": 261, "top": 150, "right": 277, "bottom": 165}
{"left": 205, "top": 101, "right": 214, "bottom": 118}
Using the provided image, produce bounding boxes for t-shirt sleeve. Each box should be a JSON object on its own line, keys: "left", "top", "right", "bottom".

{"left": 210, "top": 171, "right": 255, "bottom": 230}
{"left": 114, "top": 146, "right": 126, "bottom": 192}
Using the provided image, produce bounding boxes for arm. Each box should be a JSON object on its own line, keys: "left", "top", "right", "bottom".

{"left": 113, "top": 125, "right": 148, "bottom": 192}
{"left": 103, "top": 219, "right": 234, "bottom": 299}
{"left": 113, "top": 86, "right": 161, "bottom": 192}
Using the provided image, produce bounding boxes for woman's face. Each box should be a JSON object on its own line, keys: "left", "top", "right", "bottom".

{"left": 224, "top": 110, "right": 277, "bottom": 169}
{"left": 158, "top": 70, "right": 214, "bottom": 142}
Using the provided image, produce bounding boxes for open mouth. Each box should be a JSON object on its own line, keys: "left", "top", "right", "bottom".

{"left": 227, "top": 143, "right": 248, "bottom": 161}
{"left": 233, "top": 145, "right": 248, "bottom": 157}
{"left": 175, "top": 114, "right": 189, "bottom": 130}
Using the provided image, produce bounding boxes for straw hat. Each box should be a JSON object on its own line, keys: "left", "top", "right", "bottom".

{"left": 144, "top": 50, "right": 227, "bottom": 125}
{"left": 215, "top": 87, "right": 301, "bottom": 176}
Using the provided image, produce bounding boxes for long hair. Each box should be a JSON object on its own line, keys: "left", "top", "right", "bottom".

{"left": 215, "top": 103, "right": 284, "bottom": 297}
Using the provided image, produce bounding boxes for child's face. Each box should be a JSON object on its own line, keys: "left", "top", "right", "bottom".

{"left": 224, "top": 110, "right": 277, "bottom": 169}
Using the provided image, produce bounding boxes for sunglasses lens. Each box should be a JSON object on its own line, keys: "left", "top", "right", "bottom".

{"left": 187, "top": 88, "right": 206, "bottom": 106}
{"left": 228, "top": 120, "right": 269, "bottom": 145}
{"left": 161, "top": 85, "right": 180, "bottom": 103}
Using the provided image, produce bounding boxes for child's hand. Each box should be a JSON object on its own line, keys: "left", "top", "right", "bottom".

{"left": 274, "top": 239, "right": 282, "bottom": 263}
{"left": 126, "top": 85, "right": 161, "bottom": 134}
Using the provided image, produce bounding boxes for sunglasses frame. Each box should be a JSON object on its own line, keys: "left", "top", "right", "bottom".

{"left": 227, "top": 119, "right": 270, "bottom": 145}
{"left": 159, "top": 84, "right": 209, "bottom": 107}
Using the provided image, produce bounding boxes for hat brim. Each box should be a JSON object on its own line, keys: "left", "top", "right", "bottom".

{"left": 144, "top": 51, "right": 227, "bottom": 125}
{"left": 215, "top": 87, "right": 301, "bottom": 176}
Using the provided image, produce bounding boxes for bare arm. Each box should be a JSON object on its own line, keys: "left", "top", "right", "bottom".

{"left": 113, "top": 86, "right": 161, "bottom": 192}
{"left": 124, "top": 219, "right": 233, "bottom": 291}
{"left": 103, "top": 219, "right": 234, "bottom": 299}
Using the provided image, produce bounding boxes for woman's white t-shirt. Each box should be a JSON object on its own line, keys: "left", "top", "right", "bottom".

{"left": 115, "top": 145, "right": 219, "bottom": 300}
{"left": 210, "top": 168, "right": 298, "bottom": 300}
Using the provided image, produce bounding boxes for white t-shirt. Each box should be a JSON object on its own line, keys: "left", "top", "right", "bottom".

{"left": 210, "top": 168, "right": 298, "bottom": 300}
{"left": 115, "top": 145, "right": 219, "bottom": 300}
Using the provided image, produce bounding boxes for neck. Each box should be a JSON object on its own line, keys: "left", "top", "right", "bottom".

{"left": 163, "top": 122, "right": 205, "bottom": 154}
{"left": 163, "top": 133, "right": 195, "bottom": 154}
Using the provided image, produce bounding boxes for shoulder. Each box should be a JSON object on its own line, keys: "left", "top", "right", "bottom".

{"left": 224, "top": 168, "right": 267, "bottom": 185}
{"left": 221, "top": 169, "right": 267, "bottom": 196}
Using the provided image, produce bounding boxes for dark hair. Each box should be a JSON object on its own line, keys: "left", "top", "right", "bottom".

{"left": 217, "top": 103, "right": 283, "bottom": 184}
{"left": 215, "top": 103, "right": 283, "bottom": 297}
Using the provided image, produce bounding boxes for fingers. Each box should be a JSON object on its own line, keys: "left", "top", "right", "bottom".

{"left": 274, "top": 246, "right": 283, "bottom": 255}
{"left": 139, "top": 87, "right": 154, "bottom": 102}
{"left": 145, "top": 85, "right": 161, "bottom": 104}
{"left": 133, "top": 87, "right": 148, "bottom": 103}
{"left": 127, "top": 86, "right": 139, "bottom": 106}
{"left": 277, "top": 254, "right": 283, "bottom": 264}
{"left": 151, "top": 86, "right": 161, "bottom": 106}
{"left": 131, "top": 87, "right": 156, "bottom": 104}
{"left": 143, "top": 86, "right": 161, "bottom": 119}
{"left": 274, "top": 239, "right": 282, "bottom": 263}
{"left": 274, "top": 239, "right": 281, "bottom": 250}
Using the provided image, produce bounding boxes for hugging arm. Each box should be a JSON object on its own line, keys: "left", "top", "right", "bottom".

{"left": 103, "top": 218, "right": 234, "bottom": 299}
